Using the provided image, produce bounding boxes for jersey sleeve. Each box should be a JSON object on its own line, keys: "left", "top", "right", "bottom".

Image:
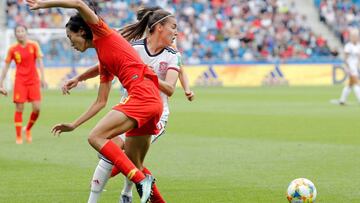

{"left": 176, "top": 52, "right": 183, "bottom": 67}
{"left": 33, "top": 41, "right": 43, "bottom": 58}
{"left": 167, "top": 53, "right": 181, "bottom": 72}
{"left": 87, "top": 19, "right": 114, "bottom": 40}
{"left": 5, "top": 47, "right": 14, "bottom": 63}
{"left": 98, "top": 63, "right": 114, "bottom": 83}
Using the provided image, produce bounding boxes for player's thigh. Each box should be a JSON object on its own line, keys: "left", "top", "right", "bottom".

{"left": 90, "top": 110, "right": 137, "bottom": 138}
{"left": 88, "top": 110, "right": 137, "bottom": 149}
{"left": 28, "top": 83, "right": 41, "bottom": 104}
{"left": 13, "top": 83, "right": 27, "bottom": 103}
{"left": 349, "top": 74, "right": 359, "bottom": 84}
{"left": 124, "top": 135, "right": 151, "bottom": 168}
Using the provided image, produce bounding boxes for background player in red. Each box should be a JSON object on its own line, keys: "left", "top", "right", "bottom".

{"left": 0, "top": 25, "right": 46, "bottom": 144}
{"left": 26, "top": 1, "right": 165, "bottom": 202}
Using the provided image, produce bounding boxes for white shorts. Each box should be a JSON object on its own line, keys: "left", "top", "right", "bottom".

{"left": 119, "top": 116, "right": 167, "bottom": 143}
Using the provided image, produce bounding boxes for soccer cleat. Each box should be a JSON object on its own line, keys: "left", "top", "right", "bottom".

{"left": 25, "top": 130, "right": 32, "bottom": 143}
{"left": 119, "top": 193, "right": 132, "bottom": 203}
{"left": 329, "top": 99, "right": 346, "bottom": 106}
{"left": 23, "top": 127, "right": 32, "bottom": 143}
{"left": 135, "top": 174, "right": 155, "bottom": 203}
{"left": 16, "top": 136, "right": 23, "bottom": 144}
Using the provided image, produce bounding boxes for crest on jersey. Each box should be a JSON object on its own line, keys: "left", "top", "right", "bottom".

{"left": 14, "top": 52, "right": 21, "bottom": 63}
{"left": 159, "top": 62, "right": 168, "bottom": 72}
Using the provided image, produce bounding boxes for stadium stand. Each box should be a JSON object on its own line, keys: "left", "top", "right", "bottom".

{"left": 317, "top": 0, "right": 360, "bottom": 44}
{"left": 6, "top": 0, "right": 338, "bottom": 66}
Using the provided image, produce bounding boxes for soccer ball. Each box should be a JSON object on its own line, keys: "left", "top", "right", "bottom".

{"left": 286, "top": 178, "right": 317, "bottom": 203}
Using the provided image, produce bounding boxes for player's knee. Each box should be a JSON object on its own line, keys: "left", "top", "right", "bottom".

{"left": 87, "top": 135, "right": 97, "bottom": 147}
{"left": 33, "top": 106, "right": 40, "bottom": 113}
{"left": 88, "top": 129, "right": 99, "bottom": 145}
{"left": 15, "top": 105, "right": 24, "bottom": 112}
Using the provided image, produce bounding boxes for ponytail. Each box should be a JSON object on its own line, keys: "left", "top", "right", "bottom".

{"left": 120, "top": 6, "right": 173, "bottom": 42}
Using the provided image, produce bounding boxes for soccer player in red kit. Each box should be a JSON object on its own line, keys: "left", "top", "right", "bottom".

{"left": 61, "top": 6, "right": 193, "bottom": 202}
{"left": 26, "top": 0, "right": 163, "bottom": 202}
{"left": 0, "top": 25, "right": 46, "bottom": 144}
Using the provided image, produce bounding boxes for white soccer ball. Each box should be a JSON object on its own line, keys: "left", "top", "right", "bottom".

{"left": 286, "top": 178, "right": 317, "bottom": 203}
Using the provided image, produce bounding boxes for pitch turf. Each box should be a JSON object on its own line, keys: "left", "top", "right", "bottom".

{"left": 0, "top": 86, "right": 360, "bottom": 202}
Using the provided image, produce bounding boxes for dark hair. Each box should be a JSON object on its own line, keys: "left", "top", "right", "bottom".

{"left": 65, "top": 12, "right": 93, "bottom": 40}
{"left": 120, "top": 7, "right": 174, "bottom": 42}
{"left": 14, "top": 24, "right": 27, "bottom": 34}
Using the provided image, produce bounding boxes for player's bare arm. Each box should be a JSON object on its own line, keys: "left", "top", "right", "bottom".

{"left": 0, "top": 63, "right": 11, "bottom": 96}
{"left": 37, "top": 57, "right": 47, "bottom": 88}
{"left": 26, "top": 0, "right": 99, "bottom": 24}
{"left": 344, "top": 52, "right": 351, "bottom": 74}
{"left": 52, "top": 81, "right": 111, "bottom": 136}
{"left": 157, "top": 69, "right": 178, "bottom": 97}
{"left": 62, "top": 64, "right": 99, "bottom": 95}
{"left": 179, "top": 66, "right": 194, "bottom": 101}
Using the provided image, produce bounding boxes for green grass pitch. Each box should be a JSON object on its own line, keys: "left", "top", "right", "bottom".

{"left": 0, "top": 86, "right": 360, "bottom": 202}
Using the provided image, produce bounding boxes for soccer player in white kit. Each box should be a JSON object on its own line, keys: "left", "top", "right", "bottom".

{"left": 339, "top": 28, "right": 360, "bottom": 105}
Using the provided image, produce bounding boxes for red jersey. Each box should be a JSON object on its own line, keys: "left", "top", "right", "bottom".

{"left": 87, "top": 19, "right": 158, "bottom": 91}
{"left": 5, "top": 40, "right": 43, "bottom": 85}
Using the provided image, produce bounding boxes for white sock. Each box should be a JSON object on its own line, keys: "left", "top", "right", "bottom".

{"left": 340, "top": 86, "right": 352, "bottom": 103}
{"left": 121, "top": 178, "right": 134, "bottom": 196}
{"left": 353, "top": 85, "right": 360, "bottom": 102}
{"left": 88, "top": 159, "right": 113, "bottom": 203}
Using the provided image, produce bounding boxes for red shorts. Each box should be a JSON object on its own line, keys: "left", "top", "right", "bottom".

{"left": 13, "top": 82, "right": 41, "bottom": 103}
{"left": 112, "top": 79, "right": 163, "bottom": 136}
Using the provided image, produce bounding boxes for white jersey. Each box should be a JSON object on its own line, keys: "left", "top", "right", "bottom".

{"left": 120, "top": 38, "right": 181, "bottom": 121}
{"left": 344, "top": 42, "right": 360, "bottom": 76}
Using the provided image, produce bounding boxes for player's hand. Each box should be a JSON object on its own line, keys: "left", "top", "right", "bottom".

{"left": 51, "top": 123, "right": 75, "bottom": 136}
{"left": 0, "top": 87, "right": 8, "bottom": 96}
{"left": 62, "top": 78, "right": 79, "bottom": 95}
{"left": 26, "top": 0, "right": 43, "bottom": 10}
{"left": 41, "top": 80, "right": 48, "bottom": 89}
{"left": 185, "top": 91, "right": 195, "bottom": 101}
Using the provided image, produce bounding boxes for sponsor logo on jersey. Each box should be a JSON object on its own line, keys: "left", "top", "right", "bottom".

{"left": 132, "top": 74, "right": 139, "bottom": 80}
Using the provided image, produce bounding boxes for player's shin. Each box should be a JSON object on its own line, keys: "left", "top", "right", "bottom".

{"left": 340, "top": 86, "right": 351, "bottom": 103}
{"left": 26, "top": 111, "right": 39, "bottom": 131}
{"left": 88, "top": 159, "right": 113, "bottom": 203}
{"left": 14, "top": 111, "right": 23, "bottom": 144}
{"left": 99, "top": 140, "right": 145, "bottom": 183}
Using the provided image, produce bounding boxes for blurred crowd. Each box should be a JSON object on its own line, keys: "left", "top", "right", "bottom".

{"left": 6, "top": 0, "right": 338, "bottom": 65}
{"left": 316, "top": 0, "right": 360, "bottom": 44}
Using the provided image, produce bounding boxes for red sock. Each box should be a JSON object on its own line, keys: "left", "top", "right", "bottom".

{"left": 142, "top": 167, "right": 166, "bottom": 203}
{"left": 100, "top": 140, "right": 145, "bottom": 183}
{"left": 14, "top": 111, "right": 22, "bottom": 139}
{"left": 26, "top": 111, "right": 39, "bottom": 131}
{"left": 111, "top": 165, "right": 121, "bottom": 177}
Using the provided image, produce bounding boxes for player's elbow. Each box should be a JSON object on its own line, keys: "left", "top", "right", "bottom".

{"left": 94, "top": 99, "right": 107, "bottom": 109}
{"left": 165, "top": 86, "right": 175, "bottom": 97}
{"left": 74, "top": 0, "right": 86, "bottom": 9}
{"left": 97, "top": 101, "right": 107, "bottom": 109}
